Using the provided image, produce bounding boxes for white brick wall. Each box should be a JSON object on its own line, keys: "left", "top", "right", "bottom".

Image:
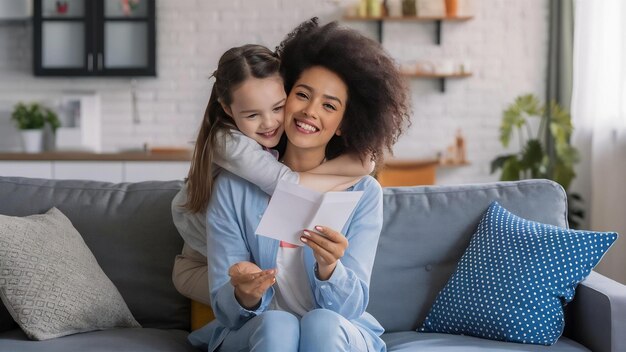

{"left": 0, "top": 0, "right": 550, "bottom": 185}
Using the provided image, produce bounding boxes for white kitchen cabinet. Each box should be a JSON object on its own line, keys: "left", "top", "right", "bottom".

{"left": 0, "top": 157, "right": 190, "bottom": 183}
{"left": 53, "top": 161, "right": 124, "bottom": 182}
{"left": 0, "top": 161, "right": 53, "bottom": 178}
{"left": 124, "top": 161, "right": 189, "bottom": 182}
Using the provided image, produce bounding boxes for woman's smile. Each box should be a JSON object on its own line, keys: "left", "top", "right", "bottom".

{"left": 293, "top": 117, "right": 320, "bottom": 134}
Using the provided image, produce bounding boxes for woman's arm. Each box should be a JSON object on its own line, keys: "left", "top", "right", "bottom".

{"left": 205, "top": 172, "right": 275, "bottom": 329}
{"left": 304, "top": 177, "right": 384, "bottom": 320}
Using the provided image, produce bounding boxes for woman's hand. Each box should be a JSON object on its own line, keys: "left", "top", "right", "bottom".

{"left": 300, "top": 226, "right": 349, "bottom": 281}
{"left": 228, "top": 261, "right": 276, "bottom": 310}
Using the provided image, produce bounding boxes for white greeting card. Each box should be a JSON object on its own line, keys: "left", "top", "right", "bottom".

{"left": 256, "top": 180, "right": 364, "bottom": 246}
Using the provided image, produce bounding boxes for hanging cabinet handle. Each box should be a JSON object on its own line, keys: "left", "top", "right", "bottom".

{"left": 97, "top": 53, "right": 103, "bottom": 71}
{"left": 87, "top": 53, "right": 93, "bottom": 71}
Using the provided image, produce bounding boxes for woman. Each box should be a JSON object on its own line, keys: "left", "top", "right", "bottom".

{"left": 189, "top": 18, "right": 409, "bottom": 352}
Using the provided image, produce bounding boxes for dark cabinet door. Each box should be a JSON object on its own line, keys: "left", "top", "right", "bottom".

{"left": 96, "top": 0, "right": 156, "bottom": 76}
{"left": 33, "top": 0, "right": 156, "bottom": 77}
{"left": 34, "top": 0, "right": 94, "bottom": 75}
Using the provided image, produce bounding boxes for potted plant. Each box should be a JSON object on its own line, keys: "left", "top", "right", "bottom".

{"left": 11, "top": 102, "right": 60, "bottom": 153}
{"left": 490, "top": 94, "right": 584, "bottom": 227}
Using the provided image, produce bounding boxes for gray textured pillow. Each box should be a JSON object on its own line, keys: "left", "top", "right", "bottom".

{"left": 0, "top": 207, "right": 140, "bottom": 340}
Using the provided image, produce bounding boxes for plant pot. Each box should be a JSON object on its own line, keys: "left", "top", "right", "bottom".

{"left": 21, "top": 129, "right": 43, "bottom": 153}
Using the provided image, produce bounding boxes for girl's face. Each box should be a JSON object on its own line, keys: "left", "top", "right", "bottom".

{"left": 223, "top": 75, "right": 287, "bottom": 148}
{"left": 283, "top": 66, "right": 348, "bottom": 154}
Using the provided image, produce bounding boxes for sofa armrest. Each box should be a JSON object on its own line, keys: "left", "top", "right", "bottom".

{"left": 564, "top": 271, "right": 626, "bottom": 352}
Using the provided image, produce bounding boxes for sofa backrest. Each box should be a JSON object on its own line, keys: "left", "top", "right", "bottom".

{"left": 367, "top": 179, "right": 568, "bottom": 333}
{"left": 0, "top": 176, "right": 189, "bottom": 331}
{"left": 0, "top": 177, "right": 568, "bottom": 335}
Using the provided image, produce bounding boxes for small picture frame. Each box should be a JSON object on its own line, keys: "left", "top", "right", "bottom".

{"left": 55, "top": 92, "right": 102, "bottom": 152}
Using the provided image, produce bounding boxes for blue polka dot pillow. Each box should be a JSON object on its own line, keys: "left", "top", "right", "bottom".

{"left": 419, "top": 201, "right": 618, "bottom": 345}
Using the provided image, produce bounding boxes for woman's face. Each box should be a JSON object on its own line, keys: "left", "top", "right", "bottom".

{"left": 283, "top": 66, "right": 348, "bottom": 154}
{"left": 223, "top": 74, "right": 286, "bottom": 148}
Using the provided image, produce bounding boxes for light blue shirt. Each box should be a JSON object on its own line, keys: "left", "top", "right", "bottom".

{"left": 189, "top": 170, "right": 385, "bottom": 352}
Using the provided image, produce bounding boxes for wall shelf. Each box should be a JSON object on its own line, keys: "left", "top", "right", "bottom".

{"left": 342, "top": 15, "right": 473, "bottom": 44}
{"left": 439, "top": 161, "right": 471, "bottom": 168}
{"left": 343, "top": 14, "right": 474, "bottom": 93}
{"left": 402, "top": 72, "right": 472, "bottom": 92}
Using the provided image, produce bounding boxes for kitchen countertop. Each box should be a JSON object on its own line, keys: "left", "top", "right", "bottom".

{"left": 0, "top": 151, "right": 192, "bottom": 161}
{"left": 0, "top": 153, "right": 467, "bottom": 166}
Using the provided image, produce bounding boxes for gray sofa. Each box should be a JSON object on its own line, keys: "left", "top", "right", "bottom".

{"left": 0, "top": 176, "right": 624, "bottom": 351}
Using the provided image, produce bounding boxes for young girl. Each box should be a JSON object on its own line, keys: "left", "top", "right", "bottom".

{"left": 171, "top": 44, "right": 374, "bottom": 304}
{"left": 189, "top": 19, "right": 409, "bottom": 352}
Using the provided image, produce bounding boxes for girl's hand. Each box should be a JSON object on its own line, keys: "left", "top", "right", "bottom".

{"left": 228, "top": 261, "right": 276, "bottom": 310}
{"left": 300, "top": 226, "right": 348, "bottom": 281}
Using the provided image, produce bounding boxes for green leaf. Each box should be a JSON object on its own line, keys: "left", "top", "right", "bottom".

{"left": 500, "top": 94, "right": 544, "bottom": 147}
{"left": 567, "top": 192, "right": 585, "bottom": 229}
{"left": 490, "top": 154, "right": 516, "bottom": 174}
{"left": 548, "top": 101, "right": 574, "bottom": 147}
{"left": 501, "top": 157, "right": 522, "bottom": 181}
{"left": 549, "top": 101, "right": 573, "bottom": 128}
{"left": 570, "top": 209, "right": 585, "bottom": 218}
{"left": 555, "top": 144, "right": 580, "bottom": 167}
{"left": 44, "top": 109, "right": 60, "bottom": 131}
{"left": 570, "top": 193, "right": 583, "bottom": 201}
{"left": 500, "top": 106, "right": 521, "bottom": 147}
{"left": 553, "top": 161, "right": 576, "bottom": 191}
{"left": 515, "top": 94, "right": 542, "bottom": 116}
{"left": 10, "top": 102, "right": 58, "bottom": 131}
{"left": 492, "top": 94, "right": 581, "bottom": 194}
{"left": 520, "top": 139, "right": 544, "bottom": 171}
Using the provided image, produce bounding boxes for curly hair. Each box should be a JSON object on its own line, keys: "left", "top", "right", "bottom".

{"left": 277, "top": 18, "right": 410, "bottom": 165}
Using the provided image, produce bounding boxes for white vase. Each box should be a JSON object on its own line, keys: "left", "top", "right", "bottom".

{"left": 21, "top": 129, "right": 44, "bottom": 153}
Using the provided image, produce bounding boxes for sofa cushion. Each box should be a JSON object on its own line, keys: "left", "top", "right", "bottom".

{"left": 0, "top": 328, "right": 198, "bottom": 352}
{"left": 368, "top": 180, "right": 569, "bottom": 332}
{"left": 382, "top": 332, "right": 589, "bottom": 351}
{"left": 0, "top": 176, "right": 189, "bottom": 331}
{"left": 419, "top": 202, "right": 617, "bottom": 345}
{"left": 0, "top": 207, "right": 140, "bottom": 340}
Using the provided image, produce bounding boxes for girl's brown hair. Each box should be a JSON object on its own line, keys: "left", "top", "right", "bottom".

{"left": 184, "top": 44, "right": 281, "bottom": 213}
{"left": 277, "top": 18, "right": 411, "bottom": 166}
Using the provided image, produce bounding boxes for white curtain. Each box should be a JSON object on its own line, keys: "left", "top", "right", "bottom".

{"left": 571, "top": 0, "right": 626, "bottom": 283}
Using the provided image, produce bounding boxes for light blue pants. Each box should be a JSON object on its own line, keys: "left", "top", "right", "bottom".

{"left": 218, "top": 309, "right": 369, "bottom": 352}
